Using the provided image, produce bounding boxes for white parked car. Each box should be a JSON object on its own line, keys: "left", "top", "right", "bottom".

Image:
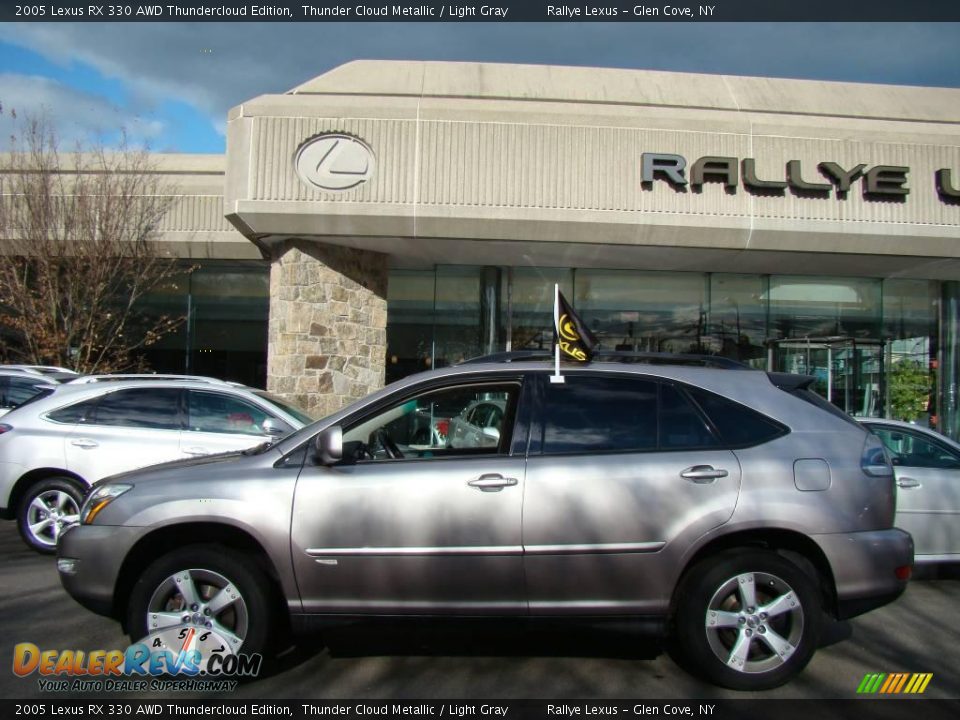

{"left": 0, "top": 369, "right": 64, "bottom": 418}
{"left": 861, "top": 418, "right": 960, "bottom": 565}
{"left": 0, "top": 375, "right": 312, "bottom": 553}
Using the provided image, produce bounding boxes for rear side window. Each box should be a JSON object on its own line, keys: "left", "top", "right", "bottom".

{"left": 48, "top": 399, "right": 97, "bottom": 424}
{"left": 4, "top": 377, "right": 52, "bottom": 407}
{"left": 686, "top": 387, "right": 787, "bottom": 447}
{"left": 659, "top": 384, "right": 719, "bottom": 449}
{"left": 542, "top": 376, "right": 658, "bottom": 453}
{"left": 90, "top": 388, "right": 182, "bottom": 430}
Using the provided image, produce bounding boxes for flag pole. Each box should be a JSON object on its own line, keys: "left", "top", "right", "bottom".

{"left": 550, "top": 283, "right": 565, "bottom": 384}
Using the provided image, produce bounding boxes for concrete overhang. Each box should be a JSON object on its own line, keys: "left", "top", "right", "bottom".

{"left": 224, "top": 61, "right": 960, "bottom": 280}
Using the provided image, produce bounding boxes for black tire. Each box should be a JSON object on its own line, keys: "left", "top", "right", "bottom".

{"left": 16, "top": 476, "right": 85, "bottom": 554}
{"left": 673, "top": 549, "right": 822, "bottom": 691}
{"left": 126, "top": 545, "right": 276, "bottom": 658}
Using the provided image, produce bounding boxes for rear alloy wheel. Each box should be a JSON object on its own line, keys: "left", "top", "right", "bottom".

{"left": 674, "top": 550, "right": 822, "bottom": 690}
{"left": 126, "top": 545, "right": 274, "bottom": 658}
{"left": 17, "top": 477, "right": 84, "bottom": 553}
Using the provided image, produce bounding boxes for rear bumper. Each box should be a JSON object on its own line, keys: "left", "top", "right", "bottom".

{"left": 812, "top": 528, "right": 914, "bottom": 620}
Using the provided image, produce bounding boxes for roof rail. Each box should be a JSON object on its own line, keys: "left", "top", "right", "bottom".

{"left": 460, "top": 350, "right": 752, "bottom": 370}
{"left": 0, "top": 364, "right": 79, "bottom": 377}
{"left": 66, "top": 374, "right": 237, "bottom": 386}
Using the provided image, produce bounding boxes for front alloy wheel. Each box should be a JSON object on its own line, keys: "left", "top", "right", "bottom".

{"left": 674, "top": 550, "right": 821, "bottom": 690}
{"left": 127, "top": 545, "right": 275, "bottom": 658}
{"left": 145, "top": 568, "right": 250, "bottom": 654}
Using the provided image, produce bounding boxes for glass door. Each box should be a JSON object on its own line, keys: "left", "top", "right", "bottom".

{"left": 768, "top": 337, "right": 886, "bottom": 417}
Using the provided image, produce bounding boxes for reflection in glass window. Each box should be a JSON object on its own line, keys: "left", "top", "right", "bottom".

{"left": 343, "top": 384, "right": 517, "bottom": 461}
{"left": 871, "top": 426, "right": 960, "bottom": 470}
{"left": 707, "top": 275, "right": 768, "bottom": 366}
{"left": 508, "top": 268, "right": 574, "bottom": 352}
{"left": 686, "top": 387, "right": 785, "bottom": 448}
{"left": 3, "top": 377, "right": 52, "bottom": 407}
{"left": 659, "top": 384, "right": 718, "bottom": 449}
{"left": 386, "top": 270, "right": 436, "bottom": 384}
{"left": 575, "top": 270, "right": 707, "bottom": 354}
{"left": 543, "top": 376, "right": 657, "bottom": 454}
{"left": 767, "top": 276, "right": 881, "bottom": 340}
{"left": 93, "top": 388, "right": 181, "bottom": 430}
{"left": 187, "top": 391, "right": 275, "bottom": 436}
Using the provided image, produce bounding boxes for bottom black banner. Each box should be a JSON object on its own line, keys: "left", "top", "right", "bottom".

{"left": 4, "top": 700, "right": 959, "bottom": 720}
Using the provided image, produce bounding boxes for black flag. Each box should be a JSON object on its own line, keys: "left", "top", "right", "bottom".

{"left": 555, "top": 289, "right": 597, "bottom": 362}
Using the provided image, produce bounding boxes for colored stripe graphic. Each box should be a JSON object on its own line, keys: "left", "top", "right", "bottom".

{"left": 857, "top": 672, "right": 932, "bottom": 694}
{"left": 857, "top": 673, "right": 885, "bottom": 693}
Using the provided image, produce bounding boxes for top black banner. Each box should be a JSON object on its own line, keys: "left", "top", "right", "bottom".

{"left": 3, "top": 0, "right": 960, "bottom": 22}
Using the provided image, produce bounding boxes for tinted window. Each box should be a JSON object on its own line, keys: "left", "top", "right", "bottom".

{"left": 92, "top": 388, "right": 181, "bottom": 430}
{"left": 660, "top": 384, "right": 719, "bottom": 449}
{"left": 543, "top": 376, "right": 657, "bottom": 454}
{"left": 48, "top": 399, "right": 98, "bottom": 424}
{"left": 686, "top": 387, "right": 786, "bottom": 447}
{"left": 5, "top": 377, "right": 51, "bottom": 407}
{"left": 188, "top": 391, "right": 273, "bottom": 436}
{"left": 871, "top": 425, "right": 960, "bottom": 470}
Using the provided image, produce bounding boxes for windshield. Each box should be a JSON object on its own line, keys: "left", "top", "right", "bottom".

{"left": 253, "top": 390, "right": 315, "bottom": 425}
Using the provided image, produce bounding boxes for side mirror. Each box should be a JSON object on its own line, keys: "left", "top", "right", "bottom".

{"left": 315, "top": 425, "right": 343, "bottom": 465}
{"left": 481, "top": 427, "right": 500, "bottom": 442}
{"left": 262, "top": 417, "right": 292, "bottom": 437}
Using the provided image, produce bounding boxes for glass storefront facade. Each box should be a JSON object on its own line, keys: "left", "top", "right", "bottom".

{"left": 138, "top": 261, "right": 949, "bottom": 439}
{"left": 142, "top": 261, "right": 271, "bottom": 388}
{"left": 386, "top": 266, "right": 946, "bottom": 435}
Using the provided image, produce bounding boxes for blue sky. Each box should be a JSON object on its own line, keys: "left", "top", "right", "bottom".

{"left": 0, "top": 22, "right": 957, "bottom": 153}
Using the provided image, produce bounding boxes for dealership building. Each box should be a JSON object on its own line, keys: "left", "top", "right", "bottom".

{"left": 121, "top": 61, "right": 960, "bottom": 436}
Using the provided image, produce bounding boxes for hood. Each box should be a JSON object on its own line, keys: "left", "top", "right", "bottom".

{"left": 92, "top": 444, "right": 281, "bottom": 490}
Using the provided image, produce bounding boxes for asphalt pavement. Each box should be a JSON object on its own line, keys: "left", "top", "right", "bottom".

{"left": 0, "top": 521, "right": 957, "bottom": 701}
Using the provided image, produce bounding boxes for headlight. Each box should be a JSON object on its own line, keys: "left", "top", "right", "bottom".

{"left": 80, "top": 484, "right": 133, "bottom": 525}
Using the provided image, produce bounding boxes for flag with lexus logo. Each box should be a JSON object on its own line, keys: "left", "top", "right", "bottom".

{"left": 555, "top": 288, "right": 597, "bottom": 362}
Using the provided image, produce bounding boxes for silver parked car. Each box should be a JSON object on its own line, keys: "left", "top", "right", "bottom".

{"left": 57, "top": 355, "right": 912, "bottom": 690}
{"left": 861, "top": 418, "right": 960, "bottom": 565}
{"left": 0, "top": 375, "right": 312, "bottom": 553}
{"left": 0, "top": 369, "right": 60, "bottom": 418}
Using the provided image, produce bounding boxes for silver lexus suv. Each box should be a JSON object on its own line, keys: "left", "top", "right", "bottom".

{"left": 57, "top": 355, "right": 913, "bottom": 690}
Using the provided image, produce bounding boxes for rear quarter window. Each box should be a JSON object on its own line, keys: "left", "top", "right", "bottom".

{"left": 685, "top": 386, "right": 788, "bottom": 448}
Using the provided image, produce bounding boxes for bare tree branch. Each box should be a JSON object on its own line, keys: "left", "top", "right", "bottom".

{"left": 0, "top": 114, "right": 191, "bottom": 373}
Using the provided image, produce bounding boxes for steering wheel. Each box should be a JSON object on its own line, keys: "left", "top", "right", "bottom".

{"left": 374, "top": 429, "right": 404, "bottom": 460}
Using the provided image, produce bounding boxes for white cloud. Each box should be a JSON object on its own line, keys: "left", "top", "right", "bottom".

{"left": 0, "top": 22, "right": 957, "bottom": 151}
{"left": 0, "top": 73, "right": 165, "bottom": 148}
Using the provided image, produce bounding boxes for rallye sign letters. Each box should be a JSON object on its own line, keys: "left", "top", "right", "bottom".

{"left": 641, "top": 153, "right": 960, "bottom": 201}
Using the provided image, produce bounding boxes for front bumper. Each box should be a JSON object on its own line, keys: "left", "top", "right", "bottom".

{"left": 812, "top": 527, "right": 914, "bottom": 620}
{"left": 57, "top": 523, "right": 144, "bottom": 619}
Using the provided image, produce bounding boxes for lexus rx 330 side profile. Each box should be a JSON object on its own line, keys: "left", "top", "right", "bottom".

{"left": 57, "top": 357, "right": 913, "bottom": 690}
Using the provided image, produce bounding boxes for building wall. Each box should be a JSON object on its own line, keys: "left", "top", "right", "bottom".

{"left": 223, "top": 61, "right": 960, "bottom": 280}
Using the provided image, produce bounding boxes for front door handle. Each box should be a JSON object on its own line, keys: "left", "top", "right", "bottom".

{"left": 468, "top": 474, "right": 518, "bottom": 492}
{"left": 897, "top": 477, "right": 920, "bottom": 489}
{"left": 680, "top": 465, "right": 728, "bottom": 483}
{"left": 70, "top": 439, "right": 98, "bottom": 449}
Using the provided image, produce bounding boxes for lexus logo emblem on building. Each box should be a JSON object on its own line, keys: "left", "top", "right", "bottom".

{"left": 294, "top": 133, "right": 375, "bottom": 191}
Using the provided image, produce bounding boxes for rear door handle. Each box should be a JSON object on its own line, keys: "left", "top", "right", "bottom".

{"left": 70, "top": 439, "right": 98, "bottom": 449}
{"left": 897, "top": 477, "right": 920, "bottom": 489}
{"left": 680, "top": 465, "right": 728, "bottom": 483}
{"left": 468, "top": 474, "right": 518, "bottom": 492}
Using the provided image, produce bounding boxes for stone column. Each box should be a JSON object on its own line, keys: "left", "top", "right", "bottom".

{"left": 267, "top": 240, "right": 388, "bottom": 419}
